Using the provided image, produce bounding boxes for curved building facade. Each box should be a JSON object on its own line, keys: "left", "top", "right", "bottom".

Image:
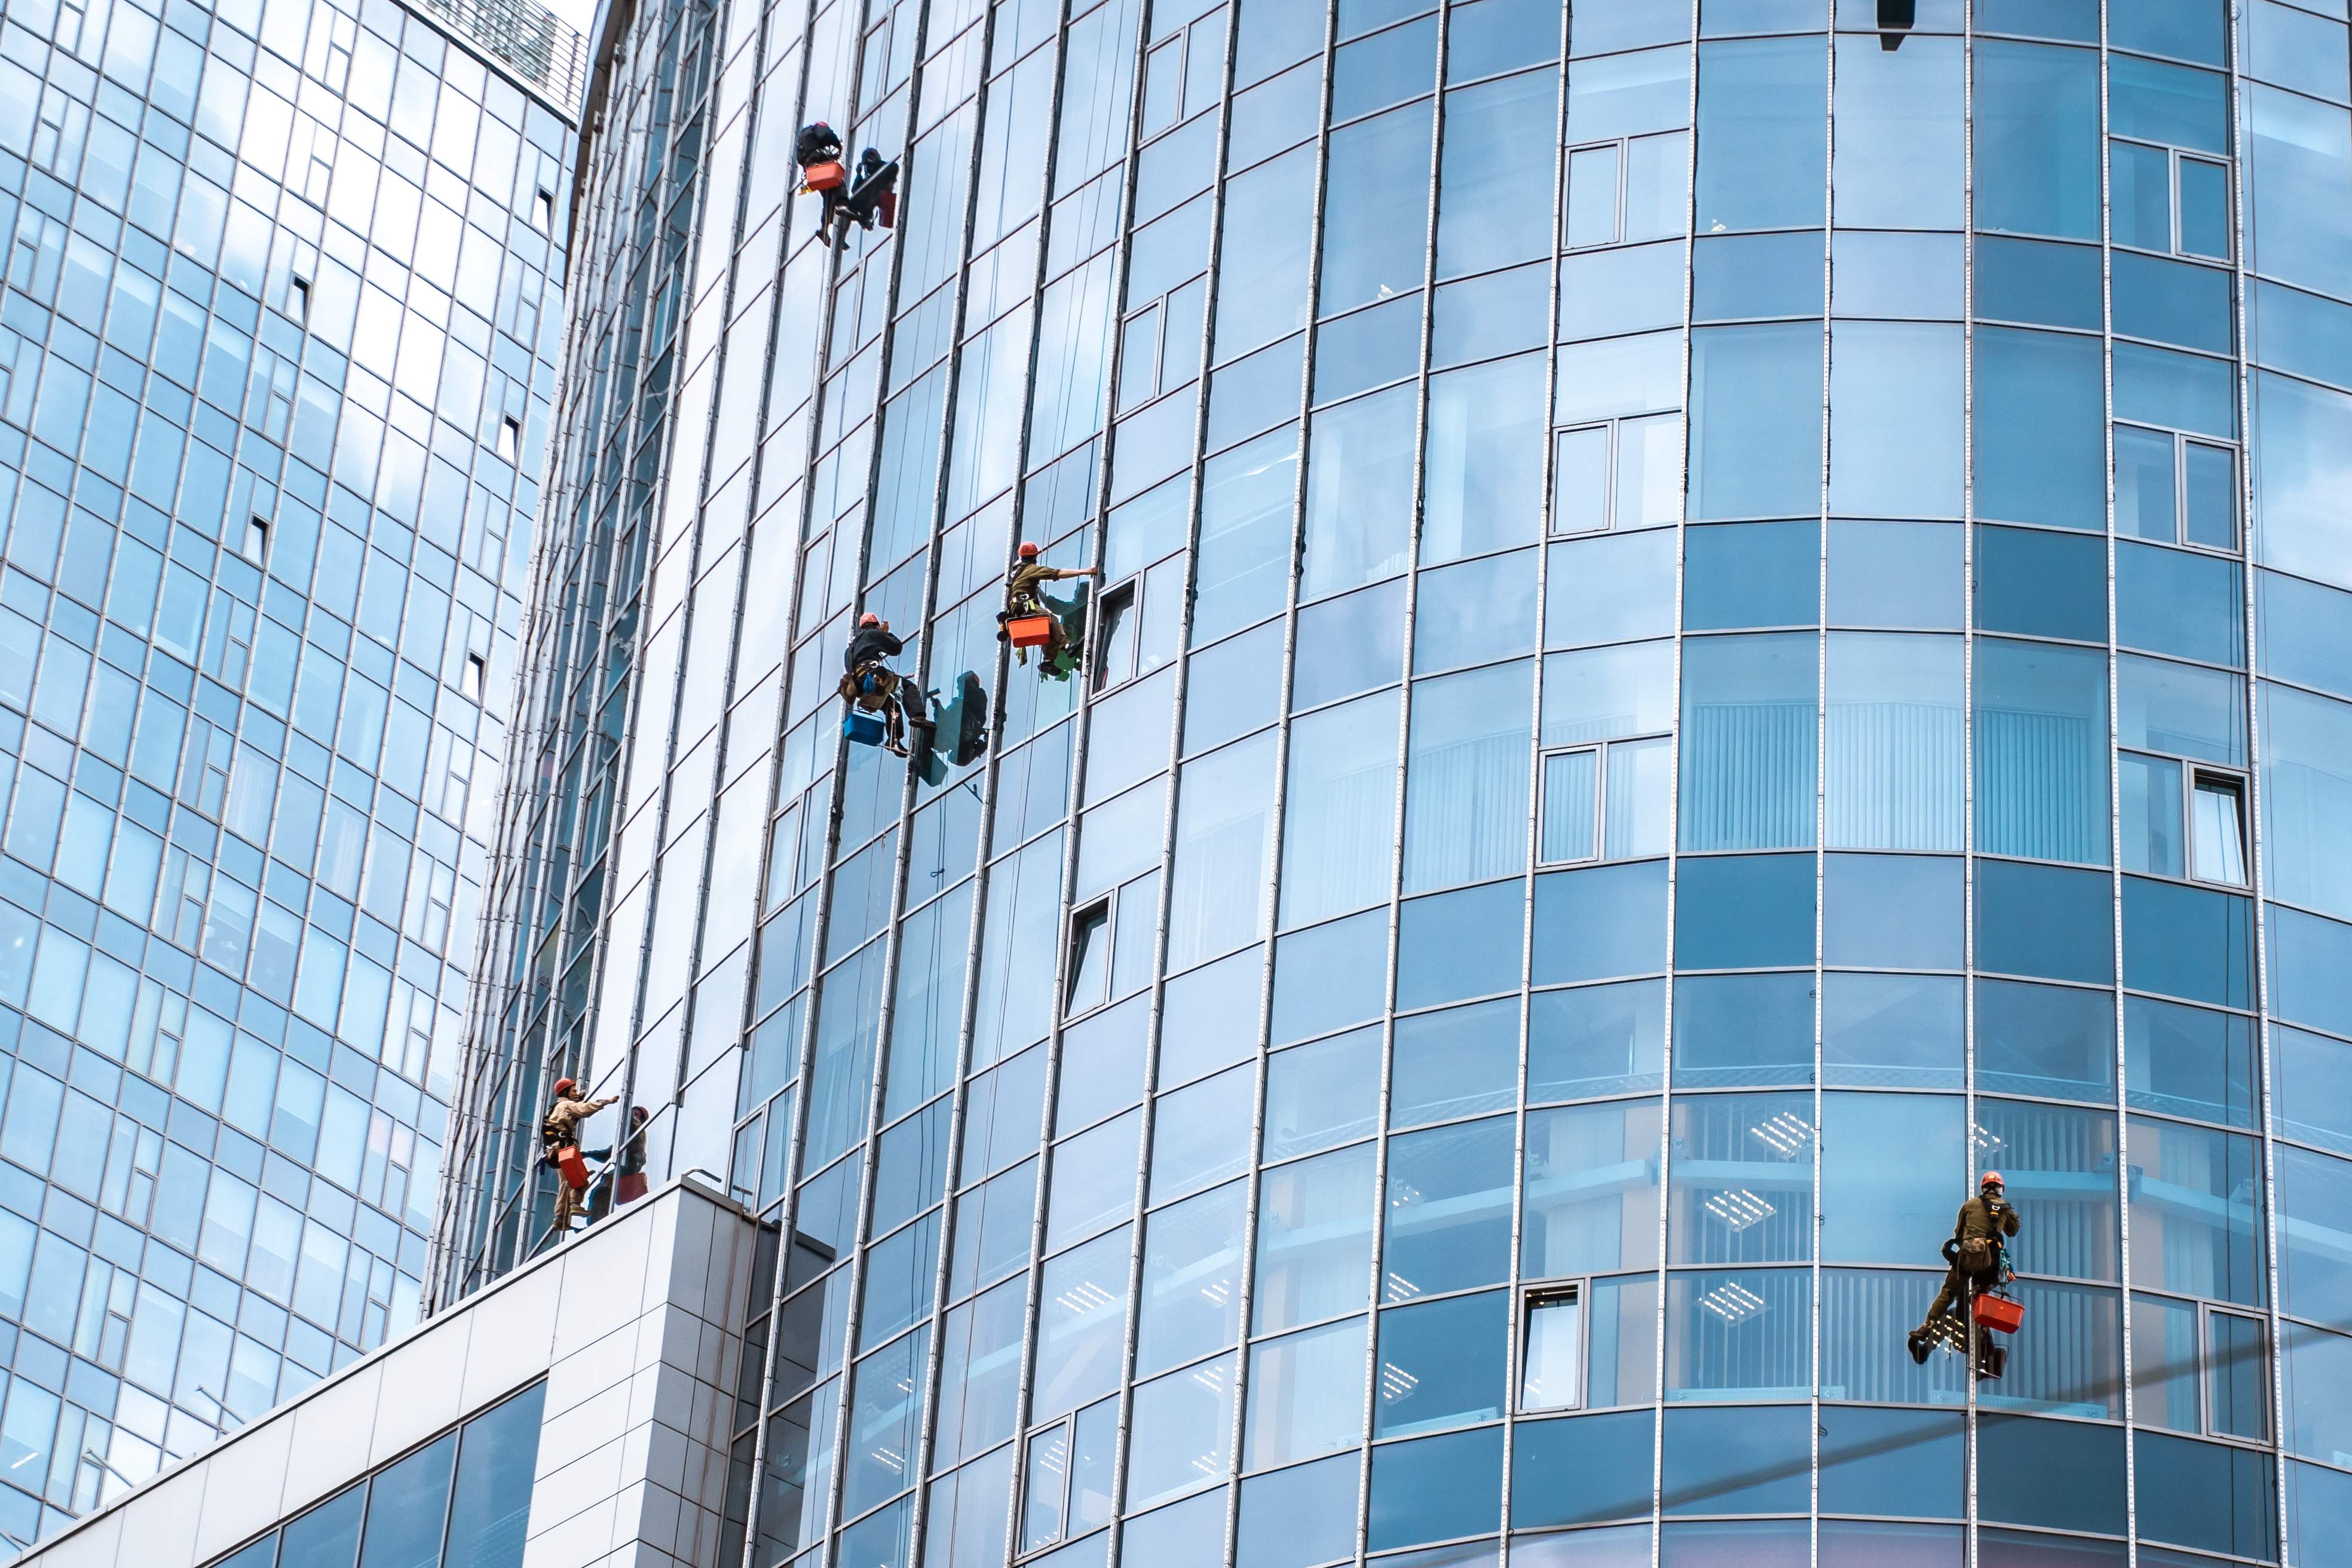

{"left": 444, "top": 0, "right": 2352, "bottom": 1564}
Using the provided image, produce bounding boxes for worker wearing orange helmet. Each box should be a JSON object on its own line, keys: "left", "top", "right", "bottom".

{"left": 1000, "top": 540, "right": 1101, "bottom": 671}
{"left": 541, "top": 1075, "right": 617, "bottom": 1236}
{"left": 1909, "top": 1169, "right": 2020, "bottom": 1364}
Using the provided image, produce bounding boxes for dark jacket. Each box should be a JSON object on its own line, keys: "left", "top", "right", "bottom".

{"left": 1953, "top": 1194, "right": 2021, "bottom": 1244}
{"left": 846, "top": 626, "right": 903, "bottom": 673}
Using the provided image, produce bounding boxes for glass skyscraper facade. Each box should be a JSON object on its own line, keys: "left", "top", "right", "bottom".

{"left": 443, "top": 0, "right": 2352, "bottom": 1564}
{"left": 0, "top": 0, "right": 577, "bottom": 1549}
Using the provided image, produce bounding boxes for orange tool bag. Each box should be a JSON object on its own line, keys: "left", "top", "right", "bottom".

{"left": 1973, "top": 1291, "right": 2025, "bottom": 1334}
{"left": 554, "top": 1144, "right": 589, "bottom": 1190}
{"left": 1006, "top": 615, "right": 1055, "bottom": 648}
{"left": 802, "top": 160, "right": 846, "bottom": 193}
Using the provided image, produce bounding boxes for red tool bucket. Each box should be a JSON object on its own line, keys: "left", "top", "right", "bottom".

{"left": 555, "top": 1145, "right": 589, "bottom": 1190}
{"left": 1007, "top": 615, "right": 1055, "bottom": 648}
{"left": 803, "top": 160, "right": 846, "bottom": 192}
{"left": 1974, "top": 1293, "right": 2025, "bottom": 1334}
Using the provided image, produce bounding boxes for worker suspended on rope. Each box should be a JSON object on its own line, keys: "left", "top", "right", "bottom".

{"left": 997, "top": 541, "right": 1101, "bottom": 679}
{"left": 797, "top": 122, "right": 900, "bottom": 249}
{"left": 1909, "top": 1171, "right": 2022, "bottom": 1378}
{"left": 840, "top": 612, "right": 916, "bottom": 756}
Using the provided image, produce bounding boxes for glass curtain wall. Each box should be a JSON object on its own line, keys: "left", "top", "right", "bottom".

{"left": 0, "top": 0, "right": 573, "bottom": 1549}
{"left": 444, "top": 0, "right": 2352, "bottom": 1563}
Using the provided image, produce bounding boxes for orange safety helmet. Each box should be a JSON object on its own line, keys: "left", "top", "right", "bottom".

{"left": 553, "top": 1077, "right": 576, "bottom": 1098}
{"left": 859, "top": 611, "right": 880, "bottom": 626}
{"left": 1018, "top": 541, "right": 1040, "bottom": 558}
{"left": 1980, "top": 1171, "right": 2004, "bottom": 1190}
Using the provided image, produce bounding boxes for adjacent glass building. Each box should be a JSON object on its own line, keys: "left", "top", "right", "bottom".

{"left": 442, "top": 0, "right": 2352, "bottom": 1563}
{"left": 0, "top": 0, "right": 577, "bottom": 1549}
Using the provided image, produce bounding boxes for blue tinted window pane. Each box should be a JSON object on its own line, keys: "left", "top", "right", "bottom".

{"left": 1272, "top": 912, "right": 1388, "bottom": 1043}
{"left": 1373, "top": 1290, "right": 1508, "bottom": 1433}
{"left": 1396, "top": 880, "right": 1524, "bottom": 1009}
{"left": 2117, "top": 543, "right": 2239, "bottom": 667}
{"left": 445, "top": 1383, "right": 547, "bottom": 1568}
{"left": 1255, "top": 1146, "right": 1376, "bottom": 1334}
{"left": 2127, "top": 1115, "right": 2266, "bottom": 1306}
{"left": 1682, "top": 523, "right": 1818, "bottom": 631}
{"left": 1436, "top": 72, "right": 1559, "bottom": 277}
{"left": 1367, "top": 1426, "right": 1505, "bottom": 1551}
{"left": 1977, "top": 1416, "right": 2128, "bottom": 1537}
{"left": 2112, "top": 54, "right": 2230, "bottom": 154}
{"left": 1976, "top": 525, "right": 2108, "bottom": 642}
{"left": 1236, "top": 1453, "right": 1358, "bottom": 1568}
{"left": 1974, "top": 329, "right": 2106, "bottom": 528}
{"left": 1818, "top": 1411, "right": 1965, "bottom": 1520}
{"left": 1662, "top": 1268, "right": 1814, "bottom": 1394}
{"left": 1695, "top": 37, "right": 1827, "bottom": 231}
{"left": 1527, "top": 979, "right": 1667, "bottom": 1100}
{"left": 1560, "top": 243, "right": 1688, "bottom": 342}
{"left": 2112, "top": 252, "right": 2234, "bottom": 356}
{"left": 1304, "top": 387, "right": 1417, "bottom": 599}
{"left": 1976, "top": 979, "right": 2118, "bottom": 1104}
{"left": 283, "top": 1485, "right": 367, "bottom": 1568}
{"left": 1280, "top": 690, "right": 1401, "bottom": 928}
{"left": 1523, "top": 1099, "right": 1663, "bottom": 1276}
{"left": 1832, "top": 35, "right": 1965, "bottom": 228}
{"left": 1667, "top": 1094, "right": 1815, "bottom": 1263}
{"left": 2289, "top": 1461, "right": 2352, "bottom": 1568}
{"left": 1432, "top": 263, "right": 1549, "bottom": 367}
{"left": 1974, "top": 639, "right": 2110, "bottom": 864}
{"left": 1510, "top": 1411, "right": 1656, "bottom": 1529}
{"left": 2280, "top": 1144, "right": 2352, "bottom": 1331}
{"left": 1826, "top": 522, "right": 1964, "bottom": 630}
{"left": 1332, "top": 17, "right": 1437, "bottom": 122}
{"left": 1974, "top": 236, "right": 2104, "bottom": 329}
{"left": 1830, "top": 321, "right": 1964, "bottom": 516}
{"left": 1821, "top": 1093, "right": 1966, "bottom": 1264}
{"left": 2119, "top": 654, "right": 2245, "bottom": 768}
{"left": 1692, "top": 231, "right": 1823, "bottom": 322}
{"left": 1823, "top": 853, "right": 1964, "bottom": 967}
{"left": 1822, "top": 974, "right": 1965, "bottom": 1089}
{"left": 1825, "top": 633, "right": 1966, "bottom": 851}
{"left": 1688, "top": 324, "right": 1824, "bottom": 520}
{"left": 1424, "top": 354, "right": 1548, "bottom": 562}
{"left": 1292, "top": 578, "right": 1405, "bottom": 709}
{"left": 2252, "top": 370, "right": 2352, "bottom": 595}
{"left": 1661, "top": 1405, "right": 1811, "bottom": 1514}
{"left": 1831, "top": 230, "right": 1966, "bottom": 321}
{"left": 356, "top": 1432, "right": 457, "bottom": 1568}
{"left": 2275, "top": 1025, "right": 2352, "bottom": 1156}
{"left": 1391, "top": 1000, "right": 1520, "bottom": 1126}
{"left": 1679, "top": 633, "right": 1818, "bottom": 850}
{"left": 1414, "top": 550, "right": 1538, "bottom": 672}
{"left": 1403, "top": 664, "right": 1533, "bottom": 893}
{"left": 2125, "top": 996, "right": 2256, "bottom": 1128}
{"left": 2114, "top": 341, "right": 2237, "bottom": 439}
{"left": 1674, "top": 853, "right": 1816, "bottom": 969}
{"left": 1546, "top": 529, "right": 1679, "bottom": 648}
{"left": 1315, "top": 294, "right": 1423, "bottom": 405}
{"left": 1567, "top": 47, "right": 1690, "bottom": 140}
{"left": 1674, "top": 973, "right": 1815, "bottom": 1087}
{"left": 2134, "top": 1431, "right": 2278, "bottom": 1562}
{"left": 2123, "top": 877, "right": 2255, "bottom": 1009}
{"left": 1977, "top": 0, "right": 2097, "bottom": 41}
{"left": 1385, "top": 1118, "right": 1514, "bottom": 1297}
{"left": 1264, "top": 1027, "right": 1383, "bottom": 1159}
{"left": 1977, "top": 1280, "right": 2124, "bottom": 1417}
{"left": 1976, "top": 42, "right": 2100, "bottom": 238}
{"left": 2264, "top": 681, "right": 2352, "bottom": 924}
{"left": 1533, "top": 862, "right": 1668, "bottom": 984}
{"left": 2111, "top": 0, "right": 2229, "bottom": 65}
{"left": 1978, "top": 860, "right": 2115, "bottom": 984}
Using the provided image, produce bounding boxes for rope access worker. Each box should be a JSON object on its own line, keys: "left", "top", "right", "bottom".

{"left": 841, "top": 612, "right": 914, "bottom": 755}
{"left": 797, "top": 123, "right": 899, "bottom": 249}
{"left": 999, "top": 541, "right": 1101, "bottom": 675}
{"left": 542, "top": 1077, "right": 617, "bottom": 1236}
{"left": 1909, "top": 1171, "right": 2020, "bottom": 1365}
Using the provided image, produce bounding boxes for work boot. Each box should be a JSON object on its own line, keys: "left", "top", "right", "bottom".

{"left": 1907, "top": 1329, "right": 1931, "bottom": 1365}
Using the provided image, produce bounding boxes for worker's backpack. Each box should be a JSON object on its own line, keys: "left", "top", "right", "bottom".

{"left": 1959, "top": 1237, "right": 1995, "bottom": 1273}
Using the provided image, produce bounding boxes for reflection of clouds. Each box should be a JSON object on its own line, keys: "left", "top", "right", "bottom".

{"left": 2253, "top": 372, "right": 2352, "bottom": 590}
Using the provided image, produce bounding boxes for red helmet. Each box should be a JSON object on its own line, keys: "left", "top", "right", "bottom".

{"left": 859, "top": 612, "right": 880, "bottom": 627}
{"left": 1018, "top": 541, "right": 1040, "bottom": 558}
{"left": 553, "top": 1077, "right": 576, "bottom": 1097}
{"left": 1980, "top": 1171, "right": 2004, "bottom": 1190}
